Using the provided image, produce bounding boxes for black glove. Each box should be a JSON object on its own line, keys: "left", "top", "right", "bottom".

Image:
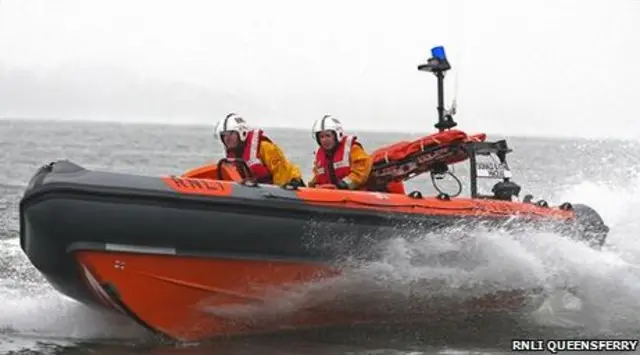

{"left": 287, "top": 178, "right": 305, "bottom": 188}
{"left": 336, "top": 180, "right": 349, "bottom": 190}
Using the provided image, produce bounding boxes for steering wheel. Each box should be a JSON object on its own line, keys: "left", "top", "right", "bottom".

{"left": 430, "top": 170, "right": 463, "bottom": 198}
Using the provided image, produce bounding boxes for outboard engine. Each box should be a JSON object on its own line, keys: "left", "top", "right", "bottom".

{"left": 491, "top": 180, "right": 521, "bottom": 201}
{"left": 569, "top": 203, "right": 610, "bottom": 249}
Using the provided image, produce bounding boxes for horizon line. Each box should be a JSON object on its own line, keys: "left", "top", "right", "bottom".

{"left": 0, "top": 116, "right": 635, "bottom": 143}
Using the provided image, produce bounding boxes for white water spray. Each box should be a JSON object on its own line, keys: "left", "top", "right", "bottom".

{"left": 0, "top": 238, "right": 150, "bottom": 342}
{"left": 202, "top": 176, "right": 640, "bottom": 336}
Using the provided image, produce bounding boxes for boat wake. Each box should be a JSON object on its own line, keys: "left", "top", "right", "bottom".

{"left": 201, "top": 226, "right": 547, "bottom": 320}
{"left": 201, "top": 176, "right": 640, "bottom": 338}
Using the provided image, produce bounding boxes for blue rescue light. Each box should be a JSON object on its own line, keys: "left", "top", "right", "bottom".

{"left": 431, "top": 46, "right": 447, "bottom": 61}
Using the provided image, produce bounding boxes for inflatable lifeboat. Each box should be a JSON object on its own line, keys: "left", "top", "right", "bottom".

{"left": 19, "top": 46, "right": 609, "bottom": 342}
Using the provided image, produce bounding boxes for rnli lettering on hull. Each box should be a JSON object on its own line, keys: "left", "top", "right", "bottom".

{"left": 162, "top": 176, "right": 228, "bottom": 196}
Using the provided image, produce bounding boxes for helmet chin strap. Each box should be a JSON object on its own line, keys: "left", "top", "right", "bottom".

{"left": 330, "top": 137, "right": 339, "bottom": 152}
{"left": 225, "top": 143, "right": 244, "bottom": 155}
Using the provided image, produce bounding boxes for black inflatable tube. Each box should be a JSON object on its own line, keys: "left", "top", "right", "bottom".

{"left": 17, "top": 160, "right": 599, "bottom": 312}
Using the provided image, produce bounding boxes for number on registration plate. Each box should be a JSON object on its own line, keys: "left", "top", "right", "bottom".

{"left": 476, "top": 162, "right": 512, "bottom": 179}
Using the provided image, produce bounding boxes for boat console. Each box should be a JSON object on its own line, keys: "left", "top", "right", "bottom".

{"left": 367, "top": 46, "right": 526, "bottom": 202}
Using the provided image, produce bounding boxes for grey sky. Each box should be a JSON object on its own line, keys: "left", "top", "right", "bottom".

{"left": 0, "top": 0, "right": 638, "bottom": 139}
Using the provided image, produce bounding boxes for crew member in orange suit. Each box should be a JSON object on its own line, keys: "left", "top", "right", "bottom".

{"left": 307, "top": 115, "right": 374, "bottom": 190}
{"left": 308, "top": 114, "right": 406, "bottom": 194}
{"left": 213, "top": 113, "right": 305, "bottom": 187}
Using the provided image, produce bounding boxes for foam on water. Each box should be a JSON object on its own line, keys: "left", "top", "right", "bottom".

{"left": 529, "top": 174, "right": 640, "bottom": 333}
{"left": 0, "top": 238, "right": 150, "bottom": 343}
{"left": 202, "top": 175, "right": 640, "bottom": 336}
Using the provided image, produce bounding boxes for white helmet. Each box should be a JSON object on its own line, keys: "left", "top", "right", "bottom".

{"left": 311, "top": 114, "right": 344, "bottom": 143}
{"left": 214, "top": 113, "right": 250, "bottom": 142}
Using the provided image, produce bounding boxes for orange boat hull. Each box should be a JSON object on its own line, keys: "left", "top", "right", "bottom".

{"left": 76, "top": 250, "right": 543, "bottom": 342}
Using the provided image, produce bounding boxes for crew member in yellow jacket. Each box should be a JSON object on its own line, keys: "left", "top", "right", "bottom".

{"left": 213, "top": 113, "right": 305, "bottom": 187}
{"left": 308, "top": 115, "right": 373, "bottom": 190}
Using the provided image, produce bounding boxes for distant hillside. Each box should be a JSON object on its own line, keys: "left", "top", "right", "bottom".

{"left": 0, "top": 65, "right": 267, "bottom": 124}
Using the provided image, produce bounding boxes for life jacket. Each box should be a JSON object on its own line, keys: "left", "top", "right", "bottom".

{"left": 314, "top": 135, "right": 359, "bottom": 186}
{"left": 226, "top": 129, "right": 272, "bottom": 183}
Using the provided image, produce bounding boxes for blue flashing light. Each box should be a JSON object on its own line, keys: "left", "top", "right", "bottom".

{"left": 431, "top": 46, "right": 446, "bottom": 61}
